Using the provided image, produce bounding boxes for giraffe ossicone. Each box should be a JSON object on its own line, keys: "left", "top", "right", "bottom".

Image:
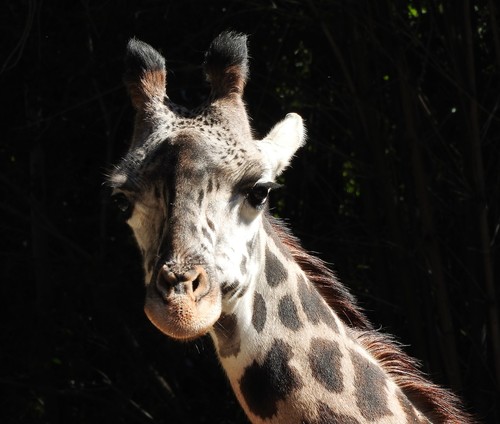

{"left": 109, "top": 32, "right": 473, "bottom": 424}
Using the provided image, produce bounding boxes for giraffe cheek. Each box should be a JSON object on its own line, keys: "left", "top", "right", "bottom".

{"left": 144, "top": 277, "right": 222, "bottom": 340}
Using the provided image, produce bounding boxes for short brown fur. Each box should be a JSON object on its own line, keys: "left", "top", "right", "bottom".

{"left": 126, "top": 69, "right": 166, "bottom": 110}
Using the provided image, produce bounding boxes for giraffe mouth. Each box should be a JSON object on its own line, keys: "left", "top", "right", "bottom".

{"left": 144, "top": 265, "right": 222, "bottom": 340}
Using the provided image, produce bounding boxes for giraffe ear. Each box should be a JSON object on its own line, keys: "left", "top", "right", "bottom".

{"left": 204, "top": 31, "right": 248, "bottom": 99}
{"left": 259, "top": 113, "right": 306, "bottom": 177}
{"left": 124, "top": 38, "right": 166, "bottom": 111}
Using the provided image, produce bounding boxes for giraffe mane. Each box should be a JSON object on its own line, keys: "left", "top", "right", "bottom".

{"left": 267, "top": 213, "right": 475, "bottom": 424}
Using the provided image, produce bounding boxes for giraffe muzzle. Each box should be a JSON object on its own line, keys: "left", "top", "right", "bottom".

{"left": 144, "top": 263, "right": 222, "bottom": 340}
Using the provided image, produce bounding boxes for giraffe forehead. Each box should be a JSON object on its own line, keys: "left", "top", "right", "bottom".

{"left": 173, "top": 129, "right": 249, "bottom": 170}
{"left": 172, "top": 139, "right": 267, "bottom": 197}
{"left": 112, "top": 128, "right": 267, "bottom": 195}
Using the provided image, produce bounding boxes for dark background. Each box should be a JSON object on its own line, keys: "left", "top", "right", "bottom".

{"left": 2, "top": 1, "right": 499, "bottom": 423}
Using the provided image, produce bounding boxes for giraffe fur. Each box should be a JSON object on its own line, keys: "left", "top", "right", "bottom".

{"left": 108, "top": 31, "right": 474, "bottom": 424}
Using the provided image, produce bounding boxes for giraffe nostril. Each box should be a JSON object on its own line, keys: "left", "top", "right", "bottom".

{"left": 192, "top": 276, "right": 200, "bottom": 294}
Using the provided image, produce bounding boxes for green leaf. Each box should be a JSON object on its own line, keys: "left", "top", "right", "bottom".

{"left": 408, "top": 4, "right": 419, "bottom": 18}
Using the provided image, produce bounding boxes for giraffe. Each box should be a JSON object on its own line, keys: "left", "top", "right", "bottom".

{"left": 108, "top": 32, "right": 473, "bottom": 424}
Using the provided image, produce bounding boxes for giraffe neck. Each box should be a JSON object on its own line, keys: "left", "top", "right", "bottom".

{"left": 210, "top": 217, "right": 429, "bottom": 424}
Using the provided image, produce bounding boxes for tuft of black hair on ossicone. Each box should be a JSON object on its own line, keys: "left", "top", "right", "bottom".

{"left": 204, "top": 31, "right": 249, "bottom": 96}
{"left": 124, "top": 38, "right": 166, "bottom": 82}
{"left": 205, "top": 31, "right": 248, "bottom": 71}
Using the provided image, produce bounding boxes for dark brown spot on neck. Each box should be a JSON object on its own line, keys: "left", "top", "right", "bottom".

{"left": 239, "top": 339, "right": 303, "bottom": 419}
{"left": 214, "top": 313, "right": 240, "bottom": 358}
{"left": 278, "top": 294, "right": 302, "bottom": 331}
{"left": 264, "top": 246, "right": 288, "bottom": 287}
{"left": 252, "top": 292, "right": 266, "bottom": 333}
{"left": 350, "top": 349, "right": 392, "bottom": 420}
{"left": 308, "top": 337, "right": 343, "bottom": 393}
{"left": 297, "top": 274, "right": 339, "bottom": 332}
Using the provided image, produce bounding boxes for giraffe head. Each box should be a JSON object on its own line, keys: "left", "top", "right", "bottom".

{"left": 109, "top": 32, "right": 305, "bottom": 340}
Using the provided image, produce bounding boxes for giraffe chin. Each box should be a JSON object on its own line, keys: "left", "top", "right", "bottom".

{"left": 144, "top": 285, "right": 222, "bottom": 341}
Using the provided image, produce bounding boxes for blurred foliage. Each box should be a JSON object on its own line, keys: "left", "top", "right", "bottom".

{"left": 1, "top": 0, "right": 499, "bottom": 423}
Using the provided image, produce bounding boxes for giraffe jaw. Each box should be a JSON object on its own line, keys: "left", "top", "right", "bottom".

{"left": 144, "top": 281, "right": 222, "bottom": 340}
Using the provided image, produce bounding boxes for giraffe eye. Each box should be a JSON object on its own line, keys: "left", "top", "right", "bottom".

{"left": 112, "top": 192, "right": 132, "bottom": 218}
{"left": 246, "top": 185, "right": 271, "bottom": 209}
